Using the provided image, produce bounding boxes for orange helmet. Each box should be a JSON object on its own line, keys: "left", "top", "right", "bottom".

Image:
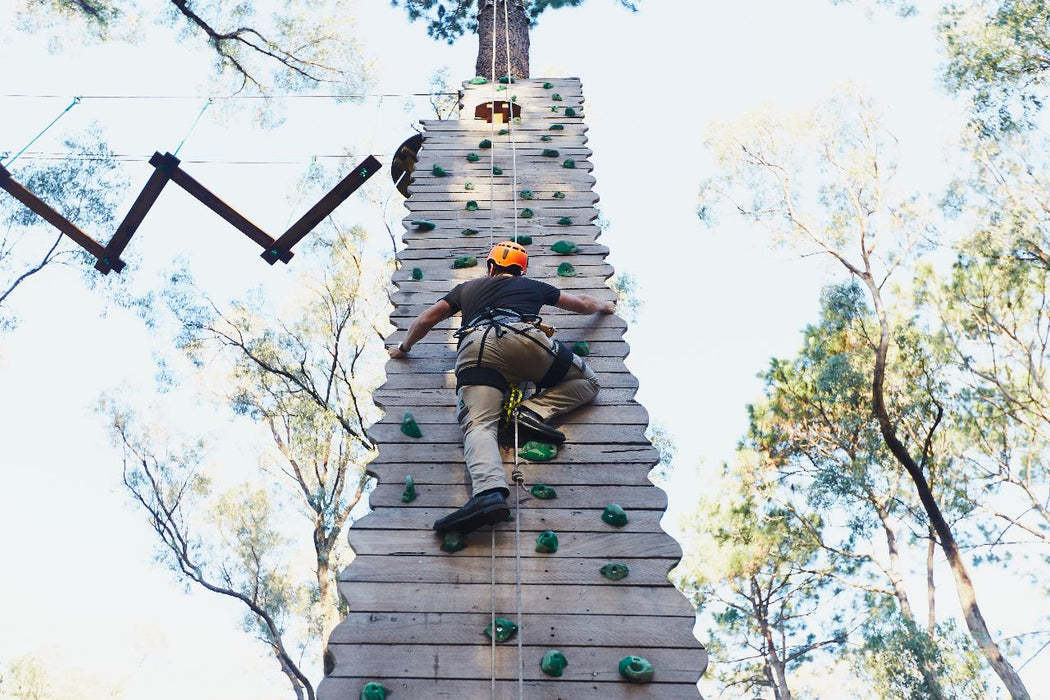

{"left": 486, "top": 240, "right": 528, "bottom": 274}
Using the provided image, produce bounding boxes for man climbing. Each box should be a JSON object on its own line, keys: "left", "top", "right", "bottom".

{"left": 389, "top": 240, "right": 615, "bottom": 534}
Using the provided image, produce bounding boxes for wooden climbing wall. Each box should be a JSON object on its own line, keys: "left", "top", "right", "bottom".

{"left": 318, "top": 78, "right": 707, "bottom": 698}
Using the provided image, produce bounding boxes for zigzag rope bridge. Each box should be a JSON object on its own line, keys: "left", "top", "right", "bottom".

{"left": 0, "top": 151, "right": 380, "bottom": 273}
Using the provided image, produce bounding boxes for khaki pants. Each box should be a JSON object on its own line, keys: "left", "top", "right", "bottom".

{"left": 455, "top": 321, "right": 600, "bottom": 495}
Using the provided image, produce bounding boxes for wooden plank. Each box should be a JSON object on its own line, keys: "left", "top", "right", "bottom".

{"left": 348, "top": 529, "right": 680, "bottom": 559}
{"left": 366, "top": 461, "right": 658, "bottom": 488}
{"left": 392, "top": 284, "right": 616, "bottom": 305}
{"left": 319, "top": 677, "right": 702, "bottom": 700}
{"left": 369, "top": 483, "right": 665, "bottom": 510}
{"left": 381, "top": 356, "right": 628, "bottom": 375}
{"left": 0, "top": 163, "right": 110, "bottom": 261}
{"left": 337, "top": 582, "right": 695, "bottom": 617}
{"left": 166, "top": 163, "right": 277, "bottom": 251}
{"left": 95, "top": 151, "right": 178, "bottom": 273}
{"left": 373, "top": 386, "right": 639, "bottom": 406}
{"left": 264, "top": 154, "right": 380, "bottom": 264}
{"left": 367, "top": 421, "right": 646, "bottom": 444}
{"left": 393, "top": 275, "right": 615, "bottom": 294}
{"left": 326, "top": 644, "right": 705, "bottom": 683}
{"left": 371, "top": 403, "right": 648, "bottom": 425}
{"left": 327, "top": 612, "right": 696, "bottom": 648}
{"left": 367, "top": 442, "right": 657, "bottom": 465}
{"left": 377, "top": 372, "right": 636, "bottom": 392}
{"left": 348, "top": 507, "right": 667, "bottom": 533}
{"left": 392, "top": 262, "right": 614, "bottom": 283}
{"left": 376, "top": 338, "right": 627, "bottom": 359}
{"left": 396, "top": 241, "right": 605, "bottom": 258}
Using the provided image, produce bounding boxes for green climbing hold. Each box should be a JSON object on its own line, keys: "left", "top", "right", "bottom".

{"left": 485, "top": 617, "right": 518, "bottom": 643}
{"left": 453, "top": 256, "right": 478, "bottom": 269}
{"left": 465, "top": 200, "right": 479, "bottom": 211}
{"left": 514, "top": 116, "right": 521, "bottom": 124}
{"left": 520, "top": 208, "right": 534, "bottom": 219}
{"left": 535, "top": 530, "right": 559, "bottom": 553}
{"left": 479, "top": 139, "right": 492, "bottom": 149}
{"left": 602, "top": 503, "right": 629, "bottom": 526}
{"left": 557, "top": 217, "right": 572, "bottom": 226}
{"left": 519, "top": 189, "right": 534, "bottom": 199}
{"left": 499, "top": 75, "right": 515, "bottom": 84}
{"left": 499, "top": 128, "right": 510, "bottom": 135}
{"left": 432, "top": 164, "right": 448, "bottom": 177}
{"left": 618, "top": 656, "right": 654, "bottom": 683}
{"left": 557, "top": 262, "right": 576, "bottom": 277}
{"left": 401, "top": 475, "right": 417, "bottom": 503}
{"left": 441, "top": 531, "right": 466, "bottom": 553}
{"left": 465, "top": 182, "right": 474, "bottom": 190}
{"left": 551, "top": 240, "right": 578, "bottom": 255}
{"left": 550, "top": 105, "right": 560, "bottom": 112}
{"left": 549, "top": 124, "right": 565, "bottom": 130}
{"left": 600, "top": 563, "right": 630, "bottom": 580}
{"left": 541, "top": 650, "right": 568, "bottom": 677}
{"left": 531, "top": 483, "right": 557, "bottom": 500}
{"left": 361, "top": 682, "right": 387, "bottom": 700}
{"left": 540, "top": 135, "right": 553, "bottom": 142}
{"left": 401, "top": 413, "right": 422, "bottom": 438}
{"left": 551, "top": 93, "right": 563, "bottom": 101}
{"left": 497, "top": 84, "right": 507, "bottom": 91}
{"left": 411, "top": 267, "right": 423, "bottom": 280}
{"left": 553, "top": 191, "right": 566, "bottom": 199}
{"left": 519, "top": 440, "right": 557, "bottom": 461}
{"left": 461, "top": 228, "right": 479, "bottom": 236}
{"left": 542, "top": 81, "right": 554, "bottom": 89}
{"left": 412, "top": 220, "right": 436, "bottom": 231}
{"left": 469, "top": 76, "right": 488, "bottom": 85}
{"left": 564, "top": 107, "right": 577, "bottom": 117}
{"left": 562, "top": 159, "right": 576, "bottom": 169}
{"left": 467, "top": 152, "right": 480, "bottom": 162}
{"left": 572, "top": 341, "right": 590, "bottom": 357}
{"left": 510, "top": 95, "right": 517, "bottom": 102}
{"left": 492, "top": 166, "right": 503, "bottom": 175}
{"left": 512, "top": 234, "right": 533, "bottom": 245}
{"left": 541, "top": 148, "right": 560, "bottom": 157}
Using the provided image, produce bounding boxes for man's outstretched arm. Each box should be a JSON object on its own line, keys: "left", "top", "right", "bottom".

{"left": 554, "top": 292, "right": 616, "bottom": 315}
{"left": 389, "top": 299, "right": 453, "bottom": 358}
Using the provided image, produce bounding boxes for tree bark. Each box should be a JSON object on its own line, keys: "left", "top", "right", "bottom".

{"left": 476, "top": 0, "right": 530, "bottom": 79}
{"left": 927, "top": 527, "right": 937, "bottom": 635}
{"left": 752, "top": 577, "right": 791, "bottom": 700}
{"left": 864, "top": 276, "right": 1031, "bottom": 700}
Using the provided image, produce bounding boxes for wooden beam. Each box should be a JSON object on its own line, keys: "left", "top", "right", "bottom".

{"left": 0, "top": 162, "right": 113, "bottom": 266}
{"left": 165, "top": 158, "right": 278, "bottom": 252}
{"left": 261, "top": 155, "right": 381, "bottom": 265}
{"left": 94, "top": 152, "right": 178, "bottom": 274}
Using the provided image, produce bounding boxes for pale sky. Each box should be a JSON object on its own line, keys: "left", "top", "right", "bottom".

{"left": 0, "top": 0, "right": 1042, "bottom": 697}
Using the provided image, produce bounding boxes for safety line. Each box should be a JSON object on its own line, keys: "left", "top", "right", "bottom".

{"left": 487, "top": 0, "right": 498, "bottom": 251}
{"left": 512, "top": 412, "right": 525, "bottom": 700}
{"left": 3, "top": 96, "right": 80, "bottom": 168}
{"left": 172, "top": 98, "right": 212, "bottom": 157}
{"left": 503, "top": 0, "right": 520, "bottom": 245}
{"left": 490, "top": 523, "right": 497, "bottom": 700}
{"left": 0, "top": 92, "right": 457, "bottom": 100}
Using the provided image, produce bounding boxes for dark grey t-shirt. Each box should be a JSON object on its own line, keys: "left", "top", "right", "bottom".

{"left": 442, "top": 275, "right": 561, "bottom": 323}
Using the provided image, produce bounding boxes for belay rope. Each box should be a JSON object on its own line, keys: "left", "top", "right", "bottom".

{"left": 483, "top": 3, "right": 526, "bottom": 698}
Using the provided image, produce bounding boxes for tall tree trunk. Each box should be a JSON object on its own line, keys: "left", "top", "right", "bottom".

{"left": 927, "top": 526, "right": 937, "bottom": 635}
{"left": 873, "top": 500, "right": 946, "bottom": 700}
{"left": 476, "top": 0, "right": 530, "bottom": 79}
{"left": 752, "top": 577, "right": 791, "bottom": 700}
{"left": 864, "top": 276, "right": 1031, "bottom": 699}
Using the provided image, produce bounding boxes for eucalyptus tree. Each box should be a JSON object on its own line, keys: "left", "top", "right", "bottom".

{"left": 103, "top": 224, "right": 389, "bottom": 696}
{"left": 699, "top": 90, "right": 1030, "bottom": 697}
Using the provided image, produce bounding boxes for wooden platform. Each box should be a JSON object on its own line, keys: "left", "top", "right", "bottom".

{"left": 318, "top": 78, "right": 706, "bottom": 699}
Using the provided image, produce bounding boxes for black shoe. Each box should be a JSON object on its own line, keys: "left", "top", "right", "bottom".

{"left": 515, "top": 406, "right": 565, "bottom": 444}
{"left": 433, "top": 488, "right": 510, "bottom": 534}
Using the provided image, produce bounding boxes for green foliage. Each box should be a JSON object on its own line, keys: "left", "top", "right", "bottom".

{"left": 853, "top": 615, "right": 989, "bottom": 699}
{"left": 941, "top": 0, "right": 1050, "bottom": 136}
{"left": 391, "top": 0, "right": 639, "bottom": 43}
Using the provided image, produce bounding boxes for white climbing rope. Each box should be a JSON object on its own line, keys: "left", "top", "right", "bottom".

{"left": 490, "top": 522, "right": 497, "bottom": 700}
{"left": 503, "top": 0, "right": 520, "bottom": 244}
{"left": 487, "top": 0, "right": 498, "bottom": 250}
{"left": 512, "top": 413, "right": 525, "bottom": 700}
